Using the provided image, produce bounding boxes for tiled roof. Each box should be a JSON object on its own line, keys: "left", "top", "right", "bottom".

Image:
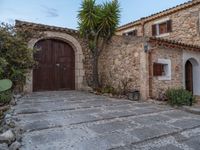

{"left": 148, "top": 37, "right": 200, "bottom": 51}
{"left": 15, "top": 20, "right": 78, "bottom": 34}
{"left": 117, "top": 0, "right": 200, "bottom": 31}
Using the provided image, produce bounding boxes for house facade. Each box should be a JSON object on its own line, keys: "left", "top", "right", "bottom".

{"left": 99, "top": 36, "right": 200, "bottom": 100}
{"left": 16, "top": 0, "right": 200, "bottom": 101}
{"left": 114, "top": 0, "right": 200, "bottom": 99}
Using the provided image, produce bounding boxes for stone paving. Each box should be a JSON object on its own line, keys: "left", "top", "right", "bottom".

{"left": 11, "top": 91, "right": 200, "bottom": 150}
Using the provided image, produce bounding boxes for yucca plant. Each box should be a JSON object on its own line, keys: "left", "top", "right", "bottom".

{"left": 78, "top": 0, "right": 120, "bottom": 89}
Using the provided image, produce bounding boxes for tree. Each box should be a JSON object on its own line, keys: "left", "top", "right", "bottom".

{"left": 78, "top": 0, "right": 120, "bottom": 89}
{"left": 0, "top": 23, "right": 37, "bottom": 90}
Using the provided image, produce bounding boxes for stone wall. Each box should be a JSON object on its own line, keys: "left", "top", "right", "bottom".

{"left": 99, "top": 36, "right": 145, "bottom": 96}
{"left": 71, "top": 33, "right": 93, "bottom": 87}
{"left": 151, "top": 47, "right": 183, "bottom": 99}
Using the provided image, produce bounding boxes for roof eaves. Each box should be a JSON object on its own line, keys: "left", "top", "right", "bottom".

{"left": 117, "top": 0, "right": 200, "bottom": 32}
{"left": 148, "top": 37, "right": 200, "bottom": 51}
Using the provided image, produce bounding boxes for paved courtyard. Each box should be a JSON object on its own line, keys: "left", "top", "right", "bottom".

{"left": 12, "top": 91, "right": 200, "bottom": 150}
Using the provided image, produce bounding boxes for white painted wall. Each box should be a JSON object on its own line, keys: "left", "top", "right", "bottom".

{"left": 183, "top": 50, "right": 200, "bottom": 96}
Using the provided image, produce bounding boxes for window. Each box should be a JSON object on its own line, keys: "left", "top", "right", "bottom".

{"left": 153, "top": 59, "right": 171, "bottom": 80}
{"left": 152, "top": 20, "right": 172, "bottom": 36}
{"left": 153, "top": 63, "right": 165, "bottom": 76}
{"left": 123, "top": 30, "right": 137, "bottom": 36}
{"left": 159, "top": 22, "right": 168, "bottom": 34}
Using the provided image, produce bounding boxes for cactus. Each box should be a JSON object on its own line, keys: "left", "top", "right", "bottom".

{"left": 0, "top": 79, "right": 12, "bottom": 92}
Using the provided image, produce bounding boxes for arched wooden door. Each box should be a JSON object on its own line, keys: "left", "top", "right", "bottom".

{"left": 185, "top": 60, "right": 193, "bottom": 93}
{"left": 33, "top": 39, "right": 75, "bottom": 92}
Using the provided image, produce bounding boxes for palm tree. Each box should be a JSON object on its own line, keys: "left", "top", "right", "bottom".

{"left": 78, "top": 0, "right": 120, "bottom": 89}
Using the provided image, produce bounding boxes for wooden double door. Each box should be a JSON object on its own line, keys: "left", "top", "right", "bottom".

{"left": 33, "top": 39, "right": 75, "bottom": 92}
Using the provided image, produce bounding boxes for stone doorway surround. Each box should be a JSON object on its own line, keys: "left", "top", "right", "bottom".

{"left": 24, "top": 31, "right": 85, "bottom": 92}
{"left": 183, "top": 50, "right": 200, "bottom": 96}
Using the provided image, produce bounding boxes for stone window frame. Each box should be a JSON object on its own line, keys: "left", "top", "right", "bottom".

{"left": 152, "top": 17, "right": 172, "bottom": 37}
{"left": 156, "top": 58, "right": 172, "bottom": 81}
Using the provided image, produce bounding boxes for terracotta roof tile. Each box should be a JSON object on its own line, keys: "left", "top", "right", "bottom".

{"left": 148, "top": 37, "right": 200, "bottom": 51}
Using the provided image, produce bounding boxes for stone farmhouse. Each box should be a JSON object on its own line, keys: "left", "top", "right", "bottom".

{"left": 115, "top": 0, "right": 200, "bottom": 100}
{"left": 16, "top": 0, "right": 200, "bottom": 101}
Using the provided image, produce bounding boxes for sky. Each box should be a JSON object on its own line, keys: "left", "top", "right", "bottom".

{"left": 0, "top": 0, "right": 190, "bottom": 29}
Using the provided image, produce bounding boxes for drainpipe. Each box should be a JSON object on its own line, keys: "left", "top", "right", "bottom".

{"left": 143, "top": 19, "right": 154, "bottom": 99}
{"left": 145, "top": 40, "right": 155, "bottom": 99}
{"left": 148, "top": 49, "right": 153, "bottom": 98}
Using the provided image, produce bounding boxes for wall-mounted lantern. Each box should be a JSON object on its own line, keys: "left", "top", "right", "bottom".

{"left": 144, "top": 42, "right": 151, "bottom": 53}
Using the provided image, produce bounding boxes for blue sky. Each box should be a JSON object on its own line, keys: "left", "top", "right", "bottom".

{"left": 0, "top": 0, "right": 190, "bottom": 29}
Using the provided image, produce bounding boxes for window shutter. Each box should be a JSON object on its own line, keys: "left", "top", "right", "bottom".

{"left": 153, "top": 63, "right": 164, "bottom": 76}
{"left": 167, "top": 20, "right": 172, "bottom": 32}
{"left": 152, "top": 24, "right": 157, "bottom": 36}
{"left": 133, "top": 30, "right": 137, "bottom": 36}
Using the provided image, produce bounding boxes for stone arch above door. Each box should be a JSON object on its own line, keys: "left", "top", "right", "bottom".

{"left": 24, "top": 31, "right": 85, "bottom": 92}
{"left": 183, "top": 56, "right": 200, "bottom": 96}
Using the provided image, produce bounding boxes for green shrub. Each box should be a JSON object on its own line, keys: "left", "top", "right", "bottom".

{"left": 0, "top": 23, "right": 40, "bottom": 90}
{"left": 166, "top": 88, "right": 195, "bottom": 106}
{"left": 0, "top": 90, "right": 12, "bottom": 104}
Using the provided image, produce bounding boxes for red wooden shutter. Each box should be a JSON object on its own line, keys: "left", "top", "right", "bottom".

{"left": 152, "top": 24, "right": 157, "bottom": 36}
{"left": 153, "top": 63, "right": 164, "bottom": 76}
{"left": 133, "top": 30, "right": 137, "bottom": 36}
{"left": 167, "top": 20, "right": 172, "bottom": 32}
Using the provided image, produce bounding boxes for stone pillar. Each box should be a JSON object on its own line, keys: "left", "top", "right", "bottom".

{"left": 139, "top": 43, "right": 149, "bottom": 100}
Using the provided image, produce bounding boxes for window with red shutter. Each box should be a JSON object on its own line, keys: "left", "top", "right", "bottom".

{"left": 159, "top": 22, "right": 168, "bottom": 34}
{"left": 152, "top": 19, "right": 172, "bottom": 36}
{"left": 152, "top": 24, "right": 157, "bottom": 36}
{"left": 167, "top": 20, "right": 172, "bottom": 32}
{"left": 133, "top": 30, "right": 137, "bottom": 36}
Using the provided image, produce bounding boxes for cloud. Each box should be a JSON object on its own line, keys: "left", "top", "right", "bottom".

{"left": 41, "top": 5, "right": 59, "bottom": 18}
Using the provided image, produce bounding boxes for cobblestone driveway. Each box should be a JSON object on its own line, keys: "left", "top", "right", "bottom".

{"left": 12, "top": 91, "right": 200, "bottom": 150}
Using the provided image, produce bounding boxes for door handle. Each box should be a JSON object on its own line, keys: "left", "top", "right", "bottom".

{"left": 56, "top": 63, "right": 60, "bottom": 67}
